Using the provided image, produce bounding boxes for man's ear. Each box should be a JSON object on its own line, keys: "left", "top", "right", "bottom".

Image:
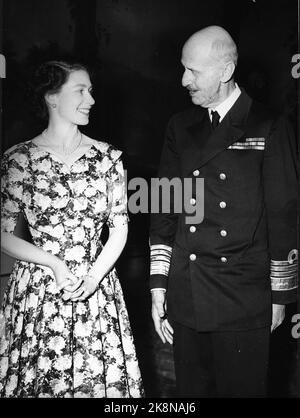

{"left": 220, "top": 61, "right": 235, "bottom": 83}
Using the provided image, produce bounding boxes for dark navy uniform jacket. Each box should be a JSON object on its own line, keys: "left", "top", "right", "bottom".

{"left": 150, "top": 89, "right": 298, "bottom": 332}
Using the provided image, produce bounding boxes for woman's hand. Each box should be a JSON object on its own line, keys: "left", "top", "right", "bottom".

{"left": 69, "top": 273, "right": 100, "bottom": 302}
{"left": 51, "top": 258, "right": 83, "bottom": 300}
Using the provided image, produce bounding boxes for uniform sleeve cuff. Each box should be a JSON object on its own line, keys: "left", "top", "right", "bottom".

{"left": 272, "top": 288, "right": 298, "bottom": 305}
{"left": 149, "top": 274, "right": 168, "bottom": 291}
{"left": 270, "top": 249, "right": 298, "bottom": 292}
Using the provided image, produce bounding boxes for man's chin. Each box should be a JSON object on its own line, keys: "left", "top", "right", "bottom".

{"left": 191, "top": 96, "right": 207, "bottom": 107}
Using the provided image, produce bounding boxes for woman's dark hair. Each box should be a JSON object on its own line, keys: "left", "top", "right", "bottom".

{"left": 30, "top": 60, "right": 90, "bottom": 120}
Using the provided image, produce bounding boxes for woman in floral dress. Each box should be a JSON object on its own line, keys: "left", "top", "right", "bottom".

{"left": 0, "top": 61, "right": 144, "bottom": 397}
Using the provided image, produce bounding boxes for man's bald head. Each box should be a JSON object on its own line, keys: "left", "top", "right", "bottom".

{"left": 181, "top": 26, "right": 237, "bottom": 108}
{"left": 183, "top": 26, "right": 238, "bottom": 67}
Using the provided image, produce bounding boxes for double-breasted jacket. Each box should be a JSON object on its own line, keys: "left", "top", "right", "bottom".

{"left": 150, "top": 90, "right": 298, "bottom": 331}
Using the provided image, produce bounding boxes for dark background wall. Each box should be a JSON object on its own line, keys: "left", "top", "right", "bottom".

{"left": 3, "top": 0, "right": 297, "bottom": 155}
{"left": 1, "top": 0, "right": 299, "bottom": 397}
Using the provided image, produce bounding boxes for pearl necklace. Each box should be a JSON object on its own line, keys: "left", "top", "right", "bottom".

{"left": 41, "top": 129, "right": 83, "bottom": 156}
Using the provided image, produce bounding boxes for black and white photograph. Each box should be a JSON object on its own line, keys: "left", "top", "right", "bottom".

{"left": 0, "top": 0, "right": 299, "bottom": 401}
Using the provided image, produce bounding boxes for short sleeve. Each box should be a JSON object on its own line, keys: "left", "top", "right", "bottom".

{"left": 106, "top": 158, "right": 129, "bottom": 228}
{"left": 1, "top": 150, "right": 26, "bottom": 233}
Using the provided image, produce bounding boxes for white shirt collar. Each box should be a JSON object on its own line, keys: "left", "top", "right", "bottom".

{"left": 208, "top": 83, "right": 241, "bottom": 122}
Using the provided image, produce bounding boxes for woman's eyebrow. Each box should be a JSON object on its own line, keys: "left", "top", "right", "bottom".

{"left": 73, "top": 83, "right": 88, "bottom": 87}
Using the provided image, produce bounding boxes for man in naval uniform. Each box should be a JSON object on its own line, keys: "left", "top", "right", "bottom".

{"left": 149, "top": 26, "right": 298, "bottom": 397}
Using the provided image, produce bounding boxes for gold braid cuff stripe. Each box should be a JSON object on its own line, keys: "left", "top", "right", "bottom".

{"left": 150, "top": 245, "right": 172, "bottom": 276}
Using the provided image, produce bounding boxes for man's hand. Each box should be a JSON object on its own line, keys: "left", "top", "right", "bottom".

{"left": 271, "top": 304, "right": 286, "bottom": 332}
{"left": 151, "top": 289, "right": 173, "bottom": 344}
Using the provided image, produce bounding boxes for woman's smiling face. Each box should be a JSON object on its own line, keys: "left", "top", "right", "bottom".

{"left": 50, "top": 70, "right": 95, "bottom": 125}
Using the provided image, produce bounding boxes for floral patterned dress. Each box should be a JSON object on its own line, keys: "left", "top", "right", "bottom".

{"left": 0, "top": 139, "right": 144, "bottom": 398}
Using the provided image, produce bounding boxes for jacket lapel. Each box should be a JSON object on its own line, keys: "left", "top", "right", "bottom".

{"left": 181, "top": 90, "right": 253, "bottom": 176}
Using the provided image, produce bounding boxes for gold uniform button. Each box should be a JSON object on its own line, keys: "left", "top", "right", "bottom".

{"left": 190, "top": 198, "right": 196, "bottom": 205}
{"left": 219, "top": 201, "right": 227, "bottom": 209}
{"left": 219, "top": 173, "right": 226, "bottom": 180}
{"left": 220, "top": 230, "right": 227, "bottom": 237}
{"left": 193, "top": 170, "right": 200, "bottom": 177}
{"left": 190, "top": 226, "right": 196, "bottom": 233}
{"left": 190, "top": 254, "right": 196, "bottom": 261}
{"left": 221, "top": 257, "right": 227, "bottom": 263}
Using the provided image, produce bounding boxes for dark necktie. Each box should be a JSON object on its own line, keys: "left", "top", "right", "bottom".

{"left": 211, "top": 110, "right": 220, "bottom": 129}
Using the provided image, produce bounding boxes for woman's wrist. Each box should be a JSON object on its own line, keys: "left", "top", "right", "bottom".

{"left": 87, "top": 270, "right": 101, "bottom": 284}
{"left": 48, "top": 255, "right": 63, "bottom": 273}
